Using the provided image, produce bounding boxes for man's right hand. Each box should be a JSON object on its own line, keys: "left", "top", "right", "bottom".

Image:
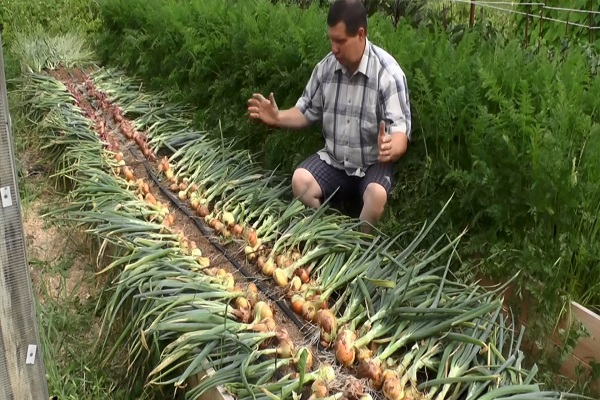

{"left": 247, "top": 93, "right": 279, "bottom": 126}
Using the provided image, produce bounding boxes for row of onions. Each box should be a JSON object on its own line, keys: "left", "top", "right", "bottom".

{"left": 16, "top": 70, "right": 353, "bottom": 400}
{"left": 14, "top": 38, "right": 590, "bottom": 399}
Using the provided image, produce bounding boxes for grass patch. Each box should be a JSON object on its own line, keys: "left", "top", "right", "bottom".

{"left": 12, "top": 87, "right": 151, "bottom": 400}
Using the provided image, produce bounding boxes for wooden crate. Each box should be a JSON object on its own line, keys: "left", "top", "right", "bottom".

{"left": 477, "top": 273, "right": 600, "bottom": 394}
{"left": 186, "top": 366, "right": 234, "bottom": 400}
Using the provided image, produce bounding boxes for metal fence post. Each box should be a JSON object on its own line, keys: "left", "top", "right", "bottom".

{"left": 0, "top": 22, "right": 51, "bottom": 400}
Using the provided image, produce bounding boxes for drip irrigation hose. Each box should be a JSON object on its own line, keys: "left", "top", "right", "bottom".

{"left": 134, "top": 149, "right": 328, "bottom": 354}
{"left": 128, "top": 147, "right": 297, "bottom": 384}
{"left": 62, "top": 69, "right": 313, "bottom": 387}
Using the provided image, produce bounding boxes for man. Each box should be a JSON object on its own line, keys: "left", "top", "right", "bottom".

{"left": 247, "top": 0, "right": 411, "bottom": 232}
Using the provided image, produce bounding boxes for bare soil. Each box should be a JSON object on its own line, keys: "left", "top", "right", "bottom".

{"left": 21, "top": 169, "right": 98, "bottom": 305}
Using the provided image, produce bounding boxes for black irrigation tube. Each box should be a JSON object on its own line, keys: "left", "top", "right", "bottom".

{"left": 70, "top": 73, "right": 316, "bottom": 339}
{"left": 62, "top": 71, "right": 322, "bottom": 389}
{"left": 135, "top": 149, "right": 329, "bottom": 354}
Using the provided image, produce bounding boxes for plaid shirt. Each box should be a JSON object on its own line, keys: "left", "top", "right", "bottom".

{"left": 295, "top": 38, "right": 411, "bottom": 177}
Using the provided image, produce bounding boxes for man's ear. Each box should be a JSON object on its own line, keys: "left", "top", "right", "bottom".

{"left": 358, "top": 27, "right": 366, "bottom": 39}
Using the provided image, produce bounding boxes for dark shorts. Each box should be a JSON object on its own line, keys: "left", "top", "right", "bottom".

{"left": 297, "top": 153, "right": 396, "bottom": 212}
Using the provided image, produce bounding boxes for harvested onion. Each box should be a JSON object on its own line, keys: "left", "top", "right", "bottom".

{"left": 334, "top": 329, "right": 356, "bottom": 367}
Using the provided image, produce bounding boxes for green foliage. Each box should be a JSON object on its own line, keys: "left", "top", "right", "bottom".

{"left": 513, "top": 0, "right": 600, "bottom": 49}
{"left": 0, "top": 0, "right": 102, "bottom": 81}
{"left": 94, "top": 0, "right": 600, "bottom": 335}
{"left": 272, "top": 0, "right": 433, "bottom": 28}
{"left": 94, "top": 0, "right": 331, "bottom": 174}
{"left": 0, "top": 0, "right": 102, "bottom": 43}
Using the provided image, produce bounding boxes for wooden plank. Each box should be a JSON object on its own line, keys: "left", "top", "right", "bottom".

{"left": 0, "top": 25, "right": 50, "bottom": 399}
{"left": 476, "top": 273, "right": 600, "bottom": 395}
{"left": 187, "top": 364, "right": 235, "bottom": 400}
{"left": 562, "top": 302, "right": 600, "bottom": 391}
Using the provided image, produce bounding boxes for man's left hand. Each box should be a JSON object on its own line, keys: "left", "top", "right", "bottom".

{"left": 378, "top": 121, "right": 393, "bottom": 163}
{"left": 378, "top": 121, "right": 407, "bottom": 163}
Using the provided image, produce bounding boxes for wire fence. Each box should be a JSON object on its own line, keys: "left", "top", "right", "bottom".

{"left": 433, "top": 0, "right": 599, "bottom": 46}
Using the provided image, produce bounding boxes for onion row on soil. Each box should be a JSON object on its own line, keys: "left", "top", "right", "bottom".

{"left": 17, "top": 70, "right": 338, "bottom": 400}
{"left": 13, "top": 59, "right": 592, "bottom": 400}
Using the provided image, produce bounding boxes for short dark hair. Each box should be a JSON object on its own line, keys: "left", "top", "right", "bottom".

{"left": 327, "top": 0, "right": 368, "bottom": 36}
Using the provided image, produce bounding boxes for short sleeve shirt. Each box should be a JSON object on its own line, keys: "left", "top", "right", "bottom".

{"left": 295, "top": 39, "right": 411, "bottom": 177}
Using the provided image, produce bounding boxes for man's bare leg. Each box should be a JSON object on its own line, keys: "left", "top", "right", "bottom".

{"left": 359, "top": 182, "right": 388, "bottom": 234}
{"left": 292, "top": 168, "right": 323, "bottom": 208}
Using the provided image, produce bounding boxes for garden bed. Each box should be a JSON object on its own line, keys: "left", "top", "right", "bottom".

{"left": 13, "top": 51, "right": 594, "bottom": 399}
{"left": 44, "top": 65, "right": 343, "bottom": 398}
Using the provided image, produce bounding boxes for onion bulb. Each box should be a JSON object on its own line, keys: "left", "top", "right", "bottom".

{"left": 145, "top": 193, "right": 157, "bottom": 205}
{"left": 222, "top": 211, "right": 235, "bottom": 227}
{"left": 197, "top": 256, "right": 210, "bottom": 268}
{"left": 251, "top": 322, "right": 269, "bottom": 333}
{"left": 163, "top": 214, "right": 175, "bottom": 228}
{"left": 222, "top": 273, "right": 235, "bottom": 289}
{"left": 122, "top": 166, "right": 134, "bottom": 181}
{"left": 275, "top": 254, "right": 287, "bottom": 268}
{"left": 277, "top": 336, "right": 294, "bottom": 358}
{"left": 291, "top": 294, "right": 305, "bottom": 315}
{"left": 197, "top": 204, "right": 209, "bottom": 218}
{"left": 246, "top": 283, "right": 259, "bottom": 306}
{"left": 272, "top": 268, "right": 288, "bottom": 287}
{"left": 289, "top": 275, "right": 302, "bottom": 292}
{"left": 316, "top": 309, "right": 337, "bottom": 344}
{"left": 309, "top": 380, "right": 328, "bottom": 399}
{"left": 301, "top": 301, "right": 317, "bottom": 322}
{"left": 235, "top": 297, "right": 250, "bottom": 310}
{"left": 294, "top": 268, "right": 310, "bottom": 283}
{"left": 245, "top": 246, "right": 256, "bottom": 262}
{"left": 232, "top": 223, "right": 244, "bottom": 237}
{"left": 334, "top": 329, "right": 356, "bottom": 367}
{"left": 261, "top": 258, "right": 276, "bottom": 276}
{"left": 211, "top": 219, "right": 224, "bottom": 232}
{"left": 356, "top": 358, "right": 381, "bottom": 385}
{"left": 382, "top": 371, "right": 403, "bottom": 400}
{"left": 291, "top": 250, "right": 302, "bottom": 261}
{"left": 256, "top": 255, "right": 266, "bottom": 270}
{"left": 247, "top": 228, "right": 257, "bottom": 248}
{"left": 263, "top": 317, "right": 276, "bottom": 331}
{"left": 253, "top": 301, "right": 273, "bottom": 321}
{"left": 293, "top": 347, "right": 314, "bottom": 373}
{"left": 356, "top": 347, "right": 373, "bottom": 364}
{"left": 403, "top": 386, "right": 420, "bottom": 400}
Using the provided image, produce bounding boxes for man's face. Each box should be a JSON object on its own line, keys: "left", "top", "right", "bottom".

{"left": 328, "top": 21, "right": 365, "bottom": 68}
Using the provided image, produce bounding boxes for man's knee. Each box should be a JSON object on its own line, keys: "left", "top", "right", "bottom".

{"left": 292, "top": 168, "right": 322, "bottom": 200}
{"left": 292, "top": 168, "right": 314, "bottom": 193}
{"left": 363, "top": 183, "right": 388, "bottom": 215}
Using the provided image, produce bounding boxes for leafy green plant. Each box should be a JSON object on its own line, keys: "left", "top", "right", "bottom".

{"left": 0, "top": 0, "right": 102, "bottom": 44}
{"left": 1, "top": 0, "right": 102, "bottom": 83}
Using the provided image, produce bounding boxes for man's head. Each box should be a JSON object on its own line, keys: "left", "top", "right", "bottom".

{"left": 327, "top": 0, "right": 367, "bottom": 70}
